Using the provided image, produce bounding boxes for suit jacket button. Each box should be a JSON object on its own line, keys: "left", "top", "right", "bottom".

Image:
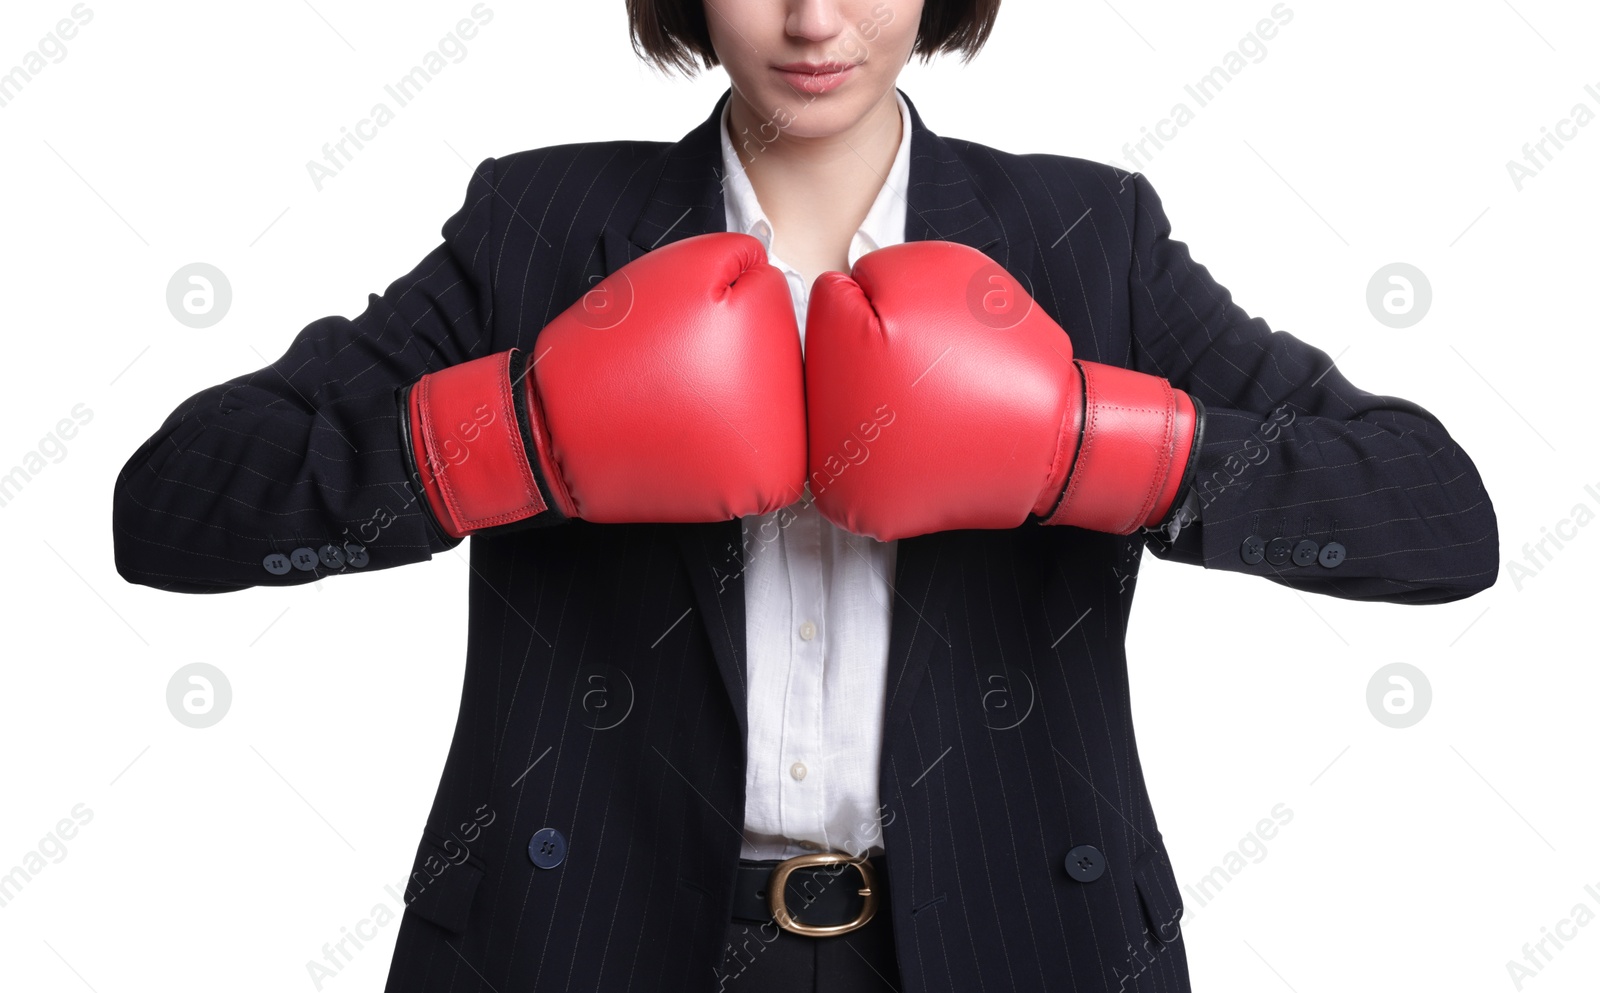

{"left": 1291, "top": 540, "right": 1320, "bottom": 567}
{"left": 318, "top": 544, "right": 346, "bottom": 569}
{"left": 262, "top": 553, "right": 291, "bottom": 576}
{"left": 528, "top": 827, "right": 567, "bottom": 869}
{"left": 1240, "top": 535, "right": 1265, "bottom": 565}
{"left": 1318, "top": 541, "right": 1346, "bottom": 568}
{"left": 344, "top": 543, "right": 370, "bottom": 568}
{"left": 1063, "top": 845, "right": 1104, "bottom": 882}
{"left": 1265, "top": 537, "right": 1293, "bottom": 566}
{"left": 289, "top": 547, "right": 319, "bottom": 571}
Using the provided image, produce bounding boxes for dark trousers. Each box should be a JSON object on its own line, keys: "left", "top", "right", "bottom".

{"left": 715, "top": 857, "right": 902, "bottom": 992}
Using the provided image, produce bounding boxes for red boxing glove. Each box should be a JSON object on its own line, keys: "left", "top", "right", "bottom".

{"left": 402, "top": 232, "right": 807, "bottom": 537}
{"left": 804, "top": 240, "right": 1203, "bottom": 542}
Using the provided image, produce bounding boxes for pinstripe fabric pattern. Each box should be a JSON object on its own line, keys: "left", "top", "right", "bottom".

{"left": 112, "top": 87, "right": 1497, "bottom": 992}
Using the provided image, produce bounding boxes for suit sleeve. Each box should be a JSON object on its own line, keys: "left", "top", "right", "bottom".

{"left": 112, "top": 157, "right": 502, "bottom": 593}
{"left": 1123, "top": 170, "right": 1498, "bottom": 604}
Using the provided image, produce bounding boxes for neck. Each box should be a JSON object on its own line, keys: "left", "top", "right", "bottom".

{"left": 724, "top": 86, "right": 903, "bottom": 229}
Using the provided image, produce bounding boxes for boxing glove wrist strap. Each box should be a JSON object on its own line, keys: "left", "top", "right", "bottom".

{"left": 400, "top": 348, "right": 573, "bottom": 539}
{"left": 1148, "top": 395, "right": 1207, "bottom": 544}
{"left": 1039, "top": 360, "right": 1200, "bottom": 534}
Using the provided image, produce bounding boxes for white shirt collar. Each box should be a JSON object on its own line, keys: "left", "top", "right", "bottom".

{"left": 719, "top": 89, "right": 913, "bottom": 269}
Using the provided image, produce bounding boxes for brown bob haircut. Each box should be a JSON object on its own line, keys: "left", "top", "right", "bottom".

{"left": 627, "top": 0, "right": 1001, "bottom": 77}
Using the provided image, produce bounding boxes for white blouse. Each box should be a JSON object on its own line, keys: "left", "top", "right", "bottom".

{"left": 718, "top": 89, "right": 913, "bottom": 860}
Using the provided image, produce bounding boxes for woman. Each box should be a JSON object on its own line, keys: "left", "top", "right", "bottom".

{"left": 113, "top": 1, "right": 1498, "bottom": 991}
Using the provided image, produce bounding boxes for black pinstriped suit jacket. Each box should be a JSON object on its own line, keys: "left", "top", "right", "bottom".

{"left": 113, "top": 87, "right": 1497, "bottom": 992}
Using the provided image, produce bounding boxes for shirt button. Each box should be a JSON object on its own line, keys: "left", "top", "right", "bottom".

{"left": 790, "top": 761, "right": 808, "bottom": 781}
{"left": 799, "top": 620, "right": 817, "bottom": 641}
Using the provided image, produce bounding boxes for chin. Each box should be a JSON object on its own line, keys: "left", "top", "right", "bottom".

{"left": 758, "top": 84, "right": 885, "bottom": 137}
{"left": 783, "top": 106, "right": 859, "bottom": 138}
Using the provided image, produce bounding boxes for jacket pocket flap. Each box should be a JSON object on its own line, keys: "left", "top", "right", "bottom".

{"left": 402, "top": 827, "right": 486, "bottom": 933}
{"left": 1130, "top": 849, "right": 1183, "bottom": 946}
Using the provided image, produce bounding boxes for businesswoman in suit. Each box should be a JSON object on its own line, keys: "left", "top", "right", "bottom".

{"left": 113, "top": 0, "right": 1497, "bottom": 990}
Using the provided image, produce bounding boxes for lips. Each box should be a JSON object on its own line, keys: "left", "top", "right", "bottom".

{"left": 774, "top": 61, "right": 854, "bottom": 73}
{"left": 772, "top": 62, "right": 856, "bottom": 95}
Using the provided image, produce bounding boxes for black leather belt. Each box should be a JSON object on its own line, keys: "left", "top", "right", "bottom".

{"left": 731, "top": 852, "right": 887, "bottom": 936}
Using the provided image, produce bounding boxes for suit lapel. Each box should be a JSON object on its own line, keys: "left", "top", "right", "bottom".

{"left": 611, "top": 88, "right": 733, "bottom": 269}
{"left": 598, "top": 86, "right": 1034, "bottom": 749}
{"left": 900, "top": 89, "right": 1033, "bottom": 276}
{"left": 672, "top": 520, "right": 750, "bottom": 746}
{"left": 880, "top": 92, "right": 1033, "bottom": 739}
{"left": 598, "top": 89, "right": 750, "bottom": 741}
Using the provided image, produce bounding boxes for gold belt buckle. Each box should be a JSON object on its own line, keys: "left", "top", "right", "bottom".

{"left": 767, "top": 851, "right": 879, "bottom": 937}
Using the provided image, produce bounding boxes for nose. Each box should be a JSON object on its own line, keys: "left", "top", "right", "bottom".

{"left": 786, "top": 0, "right": 847, "bottom": 43}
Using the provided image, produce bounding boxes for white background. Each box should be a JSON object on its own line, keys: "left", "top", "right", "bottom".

{"left": 1, "top": 1, "right": 1596, "bottom": 991}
